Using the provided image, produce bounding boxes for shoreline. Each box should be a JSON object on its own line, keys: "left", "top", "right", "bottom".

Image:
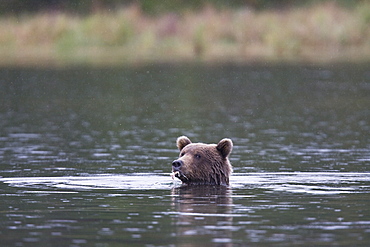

{"left": 1, "top": 2, "right": 370, "bottom": 68}
{"left": 2, "top": 45, "right": 369, "bottom": 69}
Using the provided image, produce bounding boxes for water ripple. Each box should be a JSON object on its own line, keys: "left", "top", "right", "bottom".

{"left": 1, "top": 172, "right": 369, "bottom": 194}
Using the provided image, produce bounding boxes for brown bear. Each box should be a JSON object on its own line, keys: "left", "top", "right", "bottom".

{"left": 171, "top": 136, "right": 233, "bottom": 186}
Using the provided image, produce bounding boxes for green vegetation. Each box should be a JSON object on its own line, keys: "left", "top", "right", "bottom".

{"left": 1, "top": 1, "right": 370, "bottom": 67}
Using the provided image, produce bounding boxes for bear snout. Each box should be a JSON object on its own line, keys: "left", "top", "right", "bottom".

{"left": 172, "top": 160, "right": 183, "bottom": 171}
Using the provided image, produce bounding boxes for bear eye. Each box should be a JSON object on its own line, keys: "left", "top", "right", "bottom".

{"left": 180, "top": 152, "right": 185, "bottom": 157}
{"left": 195, "top": 154, "right": 201, "bottom": 159}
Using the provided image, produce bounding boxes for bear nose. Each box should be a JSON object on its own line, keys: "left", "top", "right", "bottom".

{"left": 172, "top": 160, "right": 183, "bottom": 170}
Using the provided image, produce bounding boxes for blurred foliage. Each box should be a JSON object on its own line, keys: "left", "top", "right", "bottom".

{"left": 1, "top": 0, "right": 370, "bottom": 66}
{"left": 1, "top": 0, "right": 370, "bottom": 15}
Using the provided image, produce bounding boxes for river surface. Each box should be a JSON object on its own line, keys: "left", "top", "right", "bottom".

{"left": 0, "top": 63, "right": 369, "bottom": 246}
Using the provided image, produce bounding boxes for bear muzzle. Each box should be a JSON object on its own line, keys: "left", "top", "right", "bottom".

{"left": 172, "top": 160, "right": 183, "bottom": 171}
{"left": 171, "top": 159, "right": 188, "bottom": 182}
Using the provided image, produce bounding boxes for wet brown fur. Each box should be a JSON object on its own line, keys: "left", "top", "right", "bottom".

{"left": 172, "top": 136, "right": 233, "bottom": 186}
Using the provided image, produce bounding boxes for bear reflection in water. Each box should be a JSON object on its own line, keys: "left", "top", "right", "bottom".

{"left": 171, "top": 136, "right": 233, "bottom": 186}
{"left": 171, "top": 185, "right": 233, "bottom": 246}
{"left": 170, "top": 136, "right": 234, "bottom": 245}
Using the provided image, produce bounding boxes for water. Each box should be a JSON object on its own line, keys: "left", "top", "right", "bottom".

{"left": 0, "top": 63, "right": 370, "bottom": 246}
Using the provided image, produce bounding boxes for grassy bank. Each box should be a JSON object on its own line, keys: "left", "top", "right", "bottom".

{"left": 1, "top": 2, "right": 370, "bottom": 67}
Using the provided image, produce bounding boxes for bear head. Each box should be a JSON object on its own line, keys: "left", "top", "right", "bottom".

{"left": 171, "top": 136, "right": 233, "bottom": 186}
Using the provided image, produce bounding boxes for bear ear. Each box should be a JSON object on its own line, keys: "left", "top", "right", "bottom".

{"left": 177, "top": 136, "right": 192, "bottom": 151}
{"left": 217, "top": 138, "right": 233, "bottom": 158}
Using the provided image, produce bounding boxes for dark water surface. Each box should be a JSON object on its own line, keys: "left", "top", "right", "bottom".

{"left": 0, "top": 64, "right": 369, "bottom": 246}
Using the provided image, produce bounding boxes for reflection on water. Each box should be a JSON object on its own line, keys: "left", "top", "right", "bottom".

{"left": 171, "top": 186, "right": 234, "bottom": 246}
{"left": 0, "top": 64, "right": 370, "bottom": 246}
{"left": 1, "top": 172, "right": 369, "bottom": 246}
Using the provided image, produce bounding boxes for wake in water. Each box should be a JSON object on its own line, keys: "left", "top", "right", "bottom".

{"left": 1, "top": 172, "right": 369, "bottom": 194}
